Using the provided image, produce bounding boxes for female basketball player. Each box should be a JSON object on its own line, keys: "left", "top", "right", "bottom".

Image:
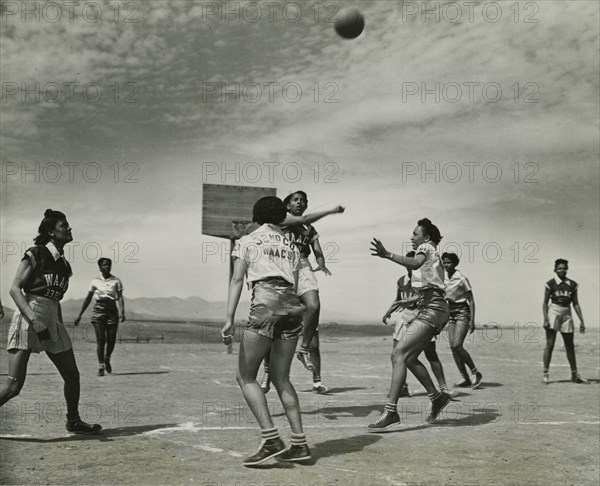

{"left": 384, "top": 251, "right": 455, "bottom": 398}
{"left": 441, "top": 252, "right": 483, "bottom": 389}
{"left": 0, "top": 210, "right": 102, "bottom": 434}
{"left": 221, "top": 197, "right": 310, "bottom": 466}
{"left": 369, "top": 218, "right": 451, "bottom": 431}
{"left": 74, "top": 258, "right": 126, "bottom": 376}
{"left": 542, "top": 259, "right": 588, "bottom": 384}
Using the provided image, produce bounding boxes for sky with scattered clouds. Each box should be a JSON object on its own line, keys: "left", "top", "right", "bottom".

{"left": 1, "top": 0, "right": 598, "bottom": 326}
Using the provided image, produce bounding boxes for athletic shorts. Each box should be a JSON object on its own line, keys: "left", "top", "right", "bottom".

{"left": 548, "top": 303, "right": 574, "bottom": 333}
{"left": 412, "top": 287, "right": 450, "bottom": 335}
{"left": 7, "top": 294, "right": 73, "bottom": 354}
{"left": 297, "top": 256, "right": 319, "bottom": 296}
{"left": 448, "top": 302, "right": 471, "bottom": 326}
{"left": 247, "top": 278, "right": 304, "bottom": 341}
{"left": 392, "top": 308, "right": 419, "bottom": 340}
{"left": 91, "top": 299, "right": 119, "bottom": 327}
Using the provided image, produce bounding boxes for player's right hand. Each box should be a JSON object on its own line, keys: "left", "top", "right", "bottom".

{"left": 543, "top": 319, "right": 549, "bottom": 328}
{"left": 335, "top": 205, "right": 345, "bottom": 214}
{"left": 73, "top": 317, "right": 81, "bottom": 327}
{"left": 382, "top": 314, "right": 390, "bottom": 325}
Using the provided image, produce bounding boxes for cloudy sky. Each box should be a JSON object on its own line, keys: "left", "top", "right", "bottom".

{"left": 1, "top": 0, "right": 598, "bottom": 326}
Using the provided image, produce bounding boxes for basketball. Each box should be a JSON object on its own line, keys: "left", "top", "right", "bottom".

{"left": 334, "top": 8, "right": 365, "bottom": 39}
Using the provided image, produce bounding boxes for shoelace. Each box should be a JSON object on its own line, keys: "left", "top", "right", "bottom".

{"left": 372, "top": 411, "right": 393, "bottom": 425}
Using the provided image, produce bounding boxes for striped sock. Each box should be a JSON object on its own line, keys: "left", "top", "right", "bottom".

{"left": 428, "top": 391, "right": 441, "bottom": 402}
{"left": 299, "top": 345, "right": 309, "bottom": 354}
{"left": 384, "top": 403, "right": 397, "bottom": 414}
{"left": 471, "top": 367, "right": 478, "bottom": 375}
{"left": 290, "top": 432, "right": 307, "bottom": 446}
{"left": 440, "top": 384, "right": 450, "bottom": 393}
{"left": 313, "top": 372, "right": 321, "bottom": 383}
{"left": 98, "top": 363, "right": 105, "bottom": 369}
{"left": 261, "top": 427, "right": 279, "bottom": 442}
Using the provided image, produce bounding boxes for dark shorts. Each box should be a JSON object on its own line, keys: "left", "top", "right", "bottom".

{"left": 91, "top": 299, "right": 119, "bottom": 331}
{"left": 247, "top": 278, "right": 304, "bottom": 341}
{"left": 413, "top": 287, "right": 450, "bottom": 335}
{"left": 448, "top": 302, "right": 471, "bottom": 326}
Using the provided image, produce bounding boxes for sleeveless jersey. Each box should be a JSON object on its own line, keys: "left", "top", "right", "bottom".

{"left": 22, "top": 244, "right": 72, "bottom": 301}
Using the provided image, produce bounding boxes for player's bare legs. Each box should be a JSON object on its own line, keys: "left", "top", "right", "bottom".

{"left": 236, "top": 330, "right": 275, "bottom": 430}
{"left": 269, "top": 338, "right": 304, "bottom": 435}
{"left": 296, "top": 290, "right": 320, "bottom": 372}
{"left": 543, "top": 327, "right": 557, "bottom": 381}
{"left": 449, "top": 318, "right": 479, "bottom": 386}
{"left": 0, "top": 349, "right": 31, "bottom": 406}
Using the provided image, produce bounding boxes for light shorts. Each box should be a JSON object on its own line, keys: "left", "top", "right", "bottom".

{"left": 548, "top": 303, "right": 574, "bottom": 333}
{"left": 247, "top": 278, "right": 304, "bottom": 341}
{"left": 412, "top": 287, "right": 450, "bottom": 335}
{"left": 392, "top": 308, "right": 419, "bottom": 341}
{"left": 297, "top": 256, "right": 319, "bottom": 296}
{"left": 7, "top": 294, "right": 73, "bottom": 354}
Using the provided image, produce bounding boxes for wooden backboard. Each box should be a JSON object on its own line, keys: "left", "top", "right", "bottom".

{"left": 202, "top": 184, "right": 276, "bottom": 239}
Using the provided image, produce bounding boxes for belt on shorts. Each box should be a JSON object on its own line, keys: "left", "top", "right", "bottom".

{"left": 448, "top": 301, "right": 469, "bottom": 308}
{"left": 250, "top": 277, "right": 292, "bottom": 289}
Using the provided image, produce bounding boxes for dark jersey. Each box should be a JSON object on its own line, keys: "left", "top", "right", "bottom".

{"left": 284, "top": 224, "right": 318, "bottom": 258}
{"left": 22, "top": 245, "right": 72, "bottom": 301}
{"left": 397, "top": 276, "right": 418, "bottom": 310}
{"left": 545, "top": 277, "right": 578, "bottom": 308}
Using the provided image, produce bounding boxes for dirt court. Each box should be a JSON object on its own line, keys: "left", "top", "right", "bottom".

{"left": 1, "top": 321, "right": 599, "bottom": 486}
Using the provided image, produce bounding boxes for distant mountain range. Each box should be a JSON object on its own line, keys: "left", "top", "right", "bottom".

{"left": 1, "top": 296, "right": 363, "bottom": 323}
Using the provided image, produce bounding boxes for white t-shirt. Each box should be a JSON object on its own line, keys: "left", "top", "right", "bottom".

{"left": 232, "top": 224, "right": 301, "bottom": 284}
{"left": 90, "top": 275, "right": 123, "bottom": 301}
{"left": 411, "top": 243, "right": 445, "bottom": 290}
{"left": 444, "top": 269, "right": 472, "bottom": 303}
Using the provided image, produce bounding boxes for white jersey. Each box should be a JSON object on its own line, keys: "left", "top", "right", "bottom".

{"left": 90, "top": 275, "right": 123, "bottom": 301}
{"left": 233, "top": 224, "right": 301, "bottom": 284}
{"left": 445, "top": 269, "right": 472, "bottom": 303}
{"left": 411, "top": 243, "right": 445, "bottom": 290}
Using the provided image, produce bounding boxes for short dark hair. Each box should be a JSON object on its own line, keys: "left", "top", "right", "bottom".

{"left": 554, "top": 258, "right": 568, "bottom": 269}
{"left": 253, "top": 197, "right": 287, "bottom": 225}
{"left": 417, "top": 218, "right": 442, "bottom": 245}
{"left": 441, "top": 252, "right": 460, "bottom": 266}
{"left": 283, "top": 191, "right": 308, "bottom": 210}
{"left": 34, "top": 209, "right": 67, "bottom": 245}
{"left": 406, "top": 251, "right": 415, "bottom": 258}
{"left": 98, "top": 258, "right": 112, "bottom": 266}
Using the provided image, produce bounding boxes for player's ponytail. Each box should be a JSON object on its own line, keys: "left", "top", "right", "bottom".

{"left": 417, "top": 218, "right": 443, "bottom": 245}
{"left": 34, "top": 209, "right": 67, "bottom": 245}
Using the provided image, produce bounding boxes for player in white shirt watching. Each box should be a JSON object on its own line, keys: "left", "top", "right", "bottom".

{"left": 74, "top": 258, "right": 125, "bottom": 376}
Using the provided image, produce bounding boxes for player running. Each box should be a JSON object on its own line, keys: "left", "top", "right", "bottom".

{"left": 369, "top": 218, "right": 452, "bottom": 431}
{"left": 0, "top": 209, "right": 102, "bottom": 434}
{"left": 383, "top": 251, "right": 456, "bottom": 399}
{"left": 542, "top": 259, "right": 588, "bottom": 384}
{"left": 441, "top": 252, "right": 483, "bottom": 389}
{"left": 221, "top": 196, "right": 311, "bottom": 466}
{"left": 260, "top": 192, "right": 344, "bottom": 395}
{"left": 74, "top": 258, "right": 126, "bottom": 376}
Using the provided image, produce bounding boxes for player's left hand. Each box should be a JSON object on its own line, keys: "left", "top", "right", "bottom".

{"left": 580, "top": 322, "right": 585, "bottom": 334}
{"left": 222, "top": 321, "right": 233, "bottom": 345}
{"left": 320, "top": 265, "right": 332, "bottom": 276}
{"left": 370, "top": 238, "right": 389, "bottom": 259}
{"left": 469, "top": 321, "right": 476, "bottom": 333}
{"left": 120, "top": 315, "right": 126, "bottom": 322}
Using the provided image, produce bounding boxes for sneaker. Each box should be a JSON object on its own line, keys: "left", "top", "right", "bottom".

{"left": 471, "top": 372, "right": 483, "bottom": 389}
{"left": 442, "top": 388, "right": 459, "bottom": 399}
{"left": 97, "top": 368, "right": 105, "bottom": 377}
{"left": 426, "top": 393, "right": 451, "bottom": 423}
{"left": 399, "top": 384, "right": 411, "bottom": 397}
{"left": 542, "top": 373, "right": 550, "bottom": 384}
{"left": 455, "top": 378, "right": 471, "bottom": 388}
{"left": 296, "top": 349, "right": 315, "bottom": 371}
{"left": 368, "top": 410, "right": 400, "bottom": 432}
{"left": 260, "top": 373, "right": 271, "bottom": 394}
{"left": 277, "top": 444, "right": 312, "bottom": 462}
{"left": 66, "top": 418, "right": 102, "bottom": 435}
{"left": 313, "top": 384, "right": 329, "bottom": 394}
{"left": 104, "top": 358, "right": 112, "bottom": 374}
{"left": 571, "top": 373, "right": 589, "bottom": 384}
{"left": 243, "top": 438, "right": 286, "bottom": 467}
